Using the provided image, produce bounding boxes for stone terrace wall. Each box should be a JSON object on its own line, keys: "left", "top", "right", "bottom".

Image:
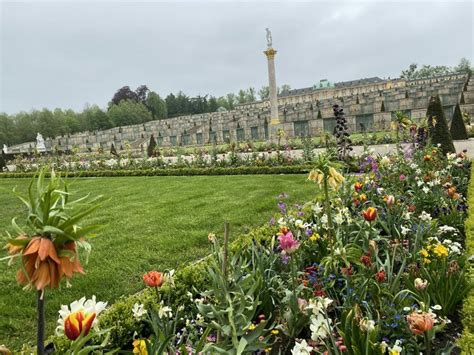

{"left": 8, "top": 73, "right": 471, "bottom": 154}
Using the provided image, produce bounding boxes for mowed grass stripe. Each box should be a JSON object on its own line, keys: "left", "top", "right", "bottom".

{"left": 0, "top": 174, "right": 314, "bottom": 348}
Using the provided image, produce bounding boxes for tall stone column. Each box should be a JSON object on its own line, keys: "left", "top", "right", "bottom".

{"left": 264, "top": 47, "right": 279, "bottom": 125}
{"left": 264, "top": 29, "right": 282, "bottom": 142}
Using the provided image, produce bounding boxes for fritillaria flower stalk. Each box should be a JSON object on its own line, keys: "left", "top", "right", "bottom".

{"left": 308, "top": 153, "right": 344, "bottom": 252}
{"left": 2, "top": 169, "right": 103, "bottom": 354}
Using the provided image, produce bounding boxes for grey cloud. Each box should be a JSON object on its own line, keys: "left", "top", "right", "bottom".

{"left": 0, "top": 0, "right": 472, "bottom": 114}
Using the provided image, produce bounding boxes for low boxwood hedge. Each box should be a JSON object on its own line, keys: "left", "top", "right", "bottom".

{"left": 0, "top": 165, "right": 312, "bottom": 179}
{"left": 459, "top": 162, "right": 474, "bottom": 353}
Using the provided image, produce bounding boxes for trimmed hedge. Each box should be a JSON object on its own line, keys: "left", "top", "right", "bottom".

{"left": 0, "top": 165, "right": 313, "bottom": 179}
{"left": 459, "top": 162, "right": 474, "bottom": 353}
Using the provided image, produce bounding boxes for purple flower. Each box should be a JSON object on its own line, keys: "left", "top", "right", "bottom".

{"left": 305, "top": 228, "right": 313, "bottom": 236}
{"left": 278, "top": 202, "right": 287, "bottom": 214}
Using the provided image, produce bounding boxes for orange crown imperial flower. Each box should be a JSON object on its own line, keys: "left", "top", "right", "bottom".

{"left": 143, "top": 271, "right": 164, "bottom": 288}
{"left": 363, "top": 207, "right": 377, "bottom": 222}
{"left": 16, "top": 237, "right": 85, "bottom": 291}
{"left": 64, "top": 311, "right": 96, "bottom": 340}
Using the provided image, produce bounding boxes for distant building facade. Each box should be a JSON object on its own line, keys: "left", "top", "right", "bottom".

{"left": 8, "top": 73, "right": 474, "bottom": 154}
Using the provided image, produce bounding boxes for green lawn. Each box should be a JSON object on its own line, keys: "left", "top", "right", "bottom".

{"left": 0, "top": 174, "right": 314, "bottom": 349}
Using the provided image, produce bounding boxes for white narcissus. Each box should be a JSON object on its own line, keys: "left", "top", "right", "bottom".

{"left": 291, "top": 339, "right": 313, "bottom": 355}
{"left": 132, "top": 303, "right": 147, "bottom": 320}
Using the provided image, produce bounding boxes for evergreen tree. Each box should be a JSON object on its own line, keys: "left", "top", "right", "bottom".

{"left": 147, "top": 134, "right": 157, "bottom": 157}
{"left": 317, "top": 110, "right": 322, "bottom": 119}
{"left": 426, "top": 95, "right": 455, "bottom": 154}
{"left": 460, "top": 92, "right": 465, "bottom": 104}
{"left": 381, "top": 101, "right": 385, "bottom": 112}
{"left": 450, "top": 103, "right": 468, "bottom": 140}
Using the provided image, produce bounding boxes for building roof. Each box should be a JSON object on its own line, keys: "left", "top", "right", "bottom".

{"left": 334, "top": 77, "right": 384, "bottom": 88}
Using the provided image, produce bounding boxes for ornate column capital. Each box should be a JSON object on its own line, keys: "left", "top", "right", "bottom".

{"left": 264, "top": 48, "right": 277, "bottom": 59}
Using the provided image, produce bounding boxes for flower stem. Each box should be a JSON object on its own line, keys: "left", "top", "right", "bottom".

{"left": 323, "top": 177, "right": 334, "bottom": 252}
{"left": 37, "top": 290, "right": 45, "bottom": 355}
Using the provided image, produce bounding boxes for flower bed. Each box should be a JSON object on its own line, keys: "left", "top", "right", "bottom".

{"left": 4, "top": 145, "right": 472, "bottom": 354}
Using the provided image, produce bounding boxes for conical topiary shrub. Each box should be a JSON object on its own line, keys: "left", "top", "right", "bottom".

{"left": 110, "top": 143, "right": 118, "bottom": 156}
{"left": 147, "top": 134, "right": 157, "bottom": 157}
{"left": 380, "top": 101, "right": 385, "bottom": 112}
{"left": 426, "top": 95, "right": 455, "bottom": 154}
{"left": 450, "top": 103, "right": 468, "bottom": 140}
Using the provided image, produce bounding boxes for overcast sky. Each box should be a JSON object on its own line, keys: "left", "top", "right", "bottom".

{"left": 0, "top": 0, "right": 472, "bottom": 114}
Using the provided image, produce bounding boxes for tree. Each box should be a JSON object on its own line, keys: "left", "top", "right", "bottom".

{"left": 226, "top": 93, "right": 236, "bottom": 110}
{"left": 110, "top": 86, "right": 137, "bottom": 106}
{"left": 401, "top": 63, "right": 418, "bottom": 79}
{"left": 147, "top": 134, "right": 157, "bottom": 157}
{"left": 217, "top": 96, "right": 229, "bottom": 110}
{"left": 135, "top": 85, "right": 149, "bottom": 104}
{"left": 146, "top": 92, "right": 167, "bottom": 119}
{"left": 237, "top": 90, "right": 247, "bottom": 104}
{"left": 400, "top": 63, "right": 452, "bottom": 79}
{"left": 208, "top": 96, "right": 219, "bottom": 112}
{"left": 426, "top": 95, "right": 455, "bottom": 154}
{"left": 110, "top": 85, "right": 150, "bottom": 107}
{"left": 246, "top": 88, "right": 256, "bottom": 102}
{"left": 380, "top": 101, "right": 386, "bottom": 112}
{"left": 460, "top": 92, "right": 465, "bottom": 104}
{"left": 454, "top": 57, "right": 473, "bottom": 76}
{"left": 280, "top": 84, "right": 291, "bottom": 94}
{"left": 450, "top": 103, "right": 468, "bottom": 140}
{"left": 258, "top": 86, "right": 270, "bottom": 100}
{"left": 176, "top": 91, "right": 190, "bottom": 116}
{"left": 165, "top": 93, "right": 178, "bottom": 117}
{"left": 81, "top": 105, "right": 111, "bottom": 131}
{"left": 108, "top": 100, "right": 153, "bottom": 127}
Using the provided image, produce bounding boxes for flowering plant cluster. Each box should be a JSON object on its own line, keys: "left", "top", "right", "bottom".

{"left": 6, "top": 142, "right": 471, "bottom": 354}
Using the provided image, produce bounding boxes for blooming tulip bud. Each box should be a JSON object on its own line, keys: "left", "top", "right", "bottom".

{"left": 363, "top": 207, "right": 377, "bottom": 222}
{"left": 143, "top": 271, "right": 164, "bottom": 288}
{"left": 384, "top": 195, "right": 395, "bottom": 207}
{"left": 414, "top": 278, "right": 428, "bottom": 290}
{"left": 64, "top": 311, "right": 96, "bottom": 340}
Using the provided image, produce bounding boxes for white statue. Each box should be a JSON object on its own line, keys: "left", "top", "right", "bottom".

{"left": 36, "top": 132, "right": 46, "bottom": 152}
{"left": 266, "top": 28, "right": 272, "bottom": 48}
{"left": 2, "top": 144, "right": 7, "bottom": 154}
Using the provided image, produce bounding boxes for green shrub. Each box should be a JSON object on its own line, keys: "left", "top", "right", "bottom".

{"left": 450, "top": 103, "right": 468, "bottom": 140}
{"left": 459, "top": 162, "right": 474, "bottom": 353}
{"left": 0, "top": 165, "right": 313, "bottom": 179}
{"left": 426, "top": 95, "right": 455, "bottom": 155}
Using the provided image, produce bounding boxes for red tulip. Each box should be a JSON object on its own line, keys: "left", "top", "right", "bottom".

{"left": 363, "top": 207, "right": 377, "bottom": 222}
{"left": 64, "top": 311, "right": 96, "bottom": 340}
{"left": 143, "top": 271, "right": 164, "bottom": 288}
{"left": 354, "top": 182, "right": 363, "bottom": 192}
